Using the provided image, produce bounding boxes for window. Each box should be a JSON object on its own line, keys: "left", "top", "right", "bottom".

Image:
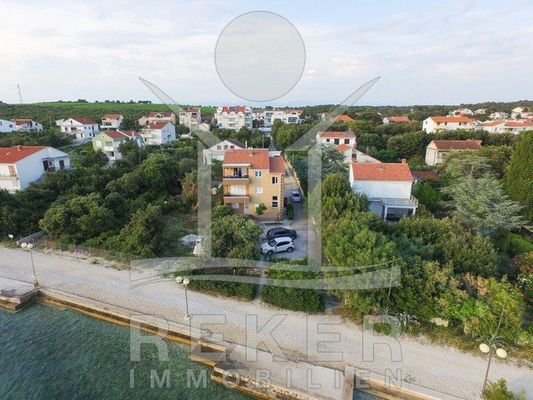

{"left": 59, "top": 160, "right": 65, "bottom": 169}
{"left": 272, "top": 176, "right": 278, "bottom": 184}
{"left": 231, "top": 203, "right": 239, "bottom": 209}
{"left": 255, "top": 186, "right": 263, "bottom": 194}
{"left": 326, "top": 138, "right": 330, "bottom": 143}
{"left": 272, "top": 196, "right": 278, "bottom": 208}
{"left": 217, "top": 145, "right": 221, "bottom": 150}
{"left": 344, "top": 139, "right": 350, "bottom": 144}
{"left": 255, "top": 171, "right": 262, "bottom": 177}
{"left": 8, "top": 165, "right": 16, "bottom": 177}
{"left": 334, "top": 138, "right": 340, "bottom": 145}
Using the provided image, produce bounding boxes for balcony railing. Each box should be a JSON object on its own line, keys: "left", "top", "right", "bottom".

{"left": 223, "top": 174, "right": 249, "bottom": 179}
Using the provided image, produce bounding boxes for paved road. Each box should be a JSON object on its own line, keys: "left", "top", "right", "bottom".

{"left": 0, "top": 246, "right": 531, "bottom": 399}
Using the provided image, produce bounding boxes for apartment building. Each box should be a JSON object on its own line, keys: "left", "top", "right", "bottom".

{"left": 100, "top": 114, "right": 123, "bottom": 130}
{"left": 140, "top": 121, "right": 176, "bottom": 145}
{"left": 92, "top": 130, "right": 142, "bottom": 161}
{"left": 178, "top": 108, "right": 202, "bottom": 131}
{"left": 422, "top": 116, "right": 477, "bottom": 133}
{"left": 316, "top": 131, "right": 356, "bottom": 147}
{"left": 215, "top": 106, "right": 253, "bottom": 131}
{"left": 58, "top": 118, "right": 99, "bottom": 140}
{"left": 138, "top": 111, "right": 177, "bottom": 126}
{"left": 222, "top": 148, "right": 284, "bottom": 219}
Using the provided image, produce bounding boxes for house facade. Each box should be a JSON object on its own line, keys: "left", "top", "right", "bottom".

{"left": 478, "top": 120, "right": 533, "bottom": 134}
{"left": 100, "top": 114, "right": 123, "bottom": 130}
{"left": 0, "top": 119, "right": 16, "bottom": 133}
{"left": 15, "top": 119, "right": 43, "bottom": 132}
{"left": 422, "top": 116, "right": 477, "bottom": 133}
{"left": 178, "top": 108, "right": 202, "bottom": 131}
{"left": 349, "top": 160, "right": 417, "bottom": 220}
{"left": 58, "top": 118, "right": 99, "bottom": 140}
{"left": 0, "top": 145, "right": 70, "bottom": 192}
{"left": 222, "top": 149, "right": 284, "bottom": 219}
{"left": 92, "top": 130, "right": 142, "bottom": 161}
{"left": 425, "top": 139, "right": 482, "bottom": 166}
{"left": 203, "top": 138, "right": 245, "bottom": 165}
{"left": 215, "top": 106, "right": 253, "bottom": 131}
{"left": 140, "top": 121, "right": 176, "bottom": 145}
{"left": 316, "top": 131, "right": 356, "bottom": 147}
{"left": 449, "top": 108, "right": 474, "bottom": 116}
{"left": 138, "top": 111, "right": 177, "bottom": 126}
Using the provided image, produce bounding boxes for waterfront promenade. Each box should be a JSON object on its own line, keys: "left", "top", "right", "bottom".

{"left": 0, "top": 246, "right": 531, "bottom": 399}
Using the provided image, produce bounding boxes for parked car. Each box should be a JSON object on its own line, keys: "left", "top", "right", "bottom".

{"left": 290, "top": 191, "right": 302, "bottom": 203}
{"left": 266, "top": 227, "right": 297, "bottom": 240}
{"left": 261, "top": 237, "right": 295, "bottom": 256}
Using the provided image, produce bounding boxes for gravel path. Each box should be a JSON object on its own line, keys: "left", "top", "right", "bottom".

{"left": 1, "top": 246, "right": 531, "bottom": 399}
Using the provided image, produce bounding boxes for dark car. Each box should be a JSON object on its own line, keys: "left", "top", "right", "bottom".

{"left": 266, "top": 227, "right": 297, "bottom": 240}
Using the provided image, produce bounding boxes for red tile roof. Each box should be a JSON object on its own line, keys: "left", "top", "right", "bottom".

{"left": 223, "top": 148, "right": 270, "bottom": 169}
{"left": 0, "top": 146, "right": 47, "bottom": 163}
{"left": 335, "top": 144, "right": 352, "bottom": 153}
{"left": 386, "top": 116, "right": 411, "bottom": 123}
{"left": 143, "top": 121, "right": 171, "bottom": 129}
{"left": 430, "top": 116, "right": 476, "bottom": 123}
{"left": 318, "top": 131, "right": 356, "bottom": 139}
{"left": 103, "top": 130, "right": 139, "bottom": 140}
{"left": 221, "top": 106, "right": 247, "bottom": 113}
{"left": 351, "top": 161, "right": 413, "bottom": 181}
{"left": 505, "top": 121, "right": 533, "bottom": 127}
{"left": 430, "top": 140, "right": 482, "bottom": 150}
{"left": 181, "top": 108, "right": 199, "bottom": 113}
{"left": 74, "top": 117, "right": 97, "bottom": 125}
{"left": 269, "top": 156, "right": 285, "bottom": 174}
{"left": 335, "top": 115, "right": 354, "bottom": 123}
{"left": 14, "top": 119, "right": 33, "bottom": 125}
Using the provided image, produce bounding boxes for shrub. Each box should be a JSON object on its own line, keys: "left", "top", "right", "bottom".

{"left": 287, "top": 203, "right": 294, "bottom": 220}
{"left": 483, "top": 379, "right": 525, "bottom": 400}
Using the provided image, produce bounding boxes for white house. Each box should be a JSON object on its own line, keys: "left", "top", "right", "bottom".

{"left": 474, "top": 108, "right": 488, "bottom": 115}
{"left": 449, "top": 108, "right": 474, "bottom": 116}
{"left": 488, "top": 112, "right": 508, "bottom": 120}
{"left": 478, "top": 120, "right": 533, "bottom": 134}
{"left": 0, "top": 119, "right": 16, "bottom": 133}
{"left": 58, "top": 118, "right": 99, "bottom": 140}
{"left": 178, "top": 108, "right": 202, "bottom": 131}
{"left": 383, "top": 116, "right": 411, "bottom": 124}
{"left": 425, "top": 140, "right": 482, "bottom": 166}
{"left": 140, "top": 121, "right": 176, "bottom": 145}
{"left": 215, "top": 106, "right": 253, "bottom": 131}
{"left": 202, "top": 138, "right": 245, "bottom": 165}
{"left": 316, "top": 131, "right": 356, "bottom": 147}
{"left": 138, "top": 111, "right": 177, "bottom": 126}
{"left": 92, "top": 130, "right": 142, "bottom": 161}
{"left": 511, "top": 107, "right": 529, "bottom": 118}
{"left": 100, "top": 114, "right": 123, "bottom": 130}
{"left": 336, "top": 145, "right": 380, "bottom": 164}
{"left": 422, "top": 116, "right": 477, "bottom": 133}
{"left": 254, "top": 109, "right": 302, "bottom": 130}
{"left": 349, "top": 160, "right": 417, "bottom": 220}
{"left": 14, "top": 119, "right": 44, "bottom": 132}
{"left": 0, "top": 145, "right": 70, "bottom": 192}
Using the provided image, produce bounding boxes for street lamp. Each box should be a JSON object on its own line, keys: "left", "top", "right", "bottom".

{"left": 175, "top": 276, "right": 191, "bottom": 320}
{"left": 479, "top": 337, "right": 507, "bottom": 395}
{"left": 20, "top": 241, "right": 39, "bottom": 288}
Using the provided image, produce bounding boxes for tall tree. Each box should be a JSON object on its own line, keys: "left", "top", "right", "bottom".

{"left": 504, "top": 131, "right": 533, "bottom": 221}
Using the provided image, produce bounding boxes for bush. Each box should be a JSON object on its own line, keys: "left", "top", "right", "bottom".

{"left": 505, "top": 233, "right": 533, "bottom": 257}
{"left": 287, "top": 203, "right": 294, "bottom": 220}
{"left": 483, "top": 379, "right": 525, "bottom": 400}
{"left": 187, "top": 268, "right": 257, "bottom": 300}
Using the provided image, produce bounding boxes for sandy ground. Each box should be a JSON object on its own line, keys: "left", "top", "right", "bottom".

{"left": 0, "top": 246, "right": 531, "bottom": 399}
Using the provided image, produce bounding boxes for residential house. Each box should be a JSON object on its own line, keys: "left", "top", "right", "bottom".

{"left": 202, "top": 138, "right": 245, "bottom": 165}
{"left": 425, "top": 139, "right": 482, "bottom": 166}
{"left": 511, "top": 107, "right": 529, "bottom": 118}
{"left": 478, "top": 120, "right": 533, "bottom": 134}
{"left": 449, "top": 108, "right": 474, "bottom": 116}
{"left": 58, "top": 118, "right": 99, "bottom": 140}
{"left": 140, "top": 121, "right": 176, "bottom": 145}
{"left": 474, "top": 108, "right": 488, "bottom": 115}
{"left": 0, "top": 119, "right": 16, "bottom": 133}
{"left": 138, "top": 111, "right": 177, "bottom": 126}
{"left": 92, "top": 130, "right": 142, "bottom": 161}
{"left": 253, "top": 108, "right": 302, "bottom": 130}
{"left": 215, "top": 106, "right": 253, "bottom": 131}
{"left": 349, "top": 160, "right": 417, "bottom": 220}
{"left": 422, "top": 116, "right": 477, "bottom": 133}
{"left": 222, "top": 148, "right": 284, "bottom": 219}
{"left": 316, "top": 131, "right": 356, "bottom": 147}
{"left": 383, "top": 116, "right": 411, "bottom": 124}
{"left": 100, "top": 114, "right": 123, "bottom": 130}
{"left": 335, "top": 145, "right": 380, "bottom": 164}
{"left": 178, "top": 108, "right": 202, "bottom": 131}
{"left": 15, "top": 119, "right": 43, "bottom": 132}
{"left": 489, "top": 111, "right": 509, "bottom": 120}
{"left": 0, "top": 145, "right": 70, "bottom": 192}
{"left": 335, "top": 114, "right": 354, "bottom": 123}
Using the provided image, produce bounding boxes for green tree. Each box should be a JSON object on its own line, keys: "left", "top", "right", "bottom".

{"left": 483, "top": 379, "right": 525, "bottom": 400}
{"left": 211, "top": 214, "right": 262, "bottom": 259}
{"left": 504, "top": 131, "right": 533, "bottom": 221}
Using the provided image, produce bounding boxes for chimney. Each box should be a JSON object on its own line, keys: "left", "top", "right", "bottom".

{"left": 401, "top": 159, "right": 407, "bottom": 164}
{"left": 17, "top": 145, "right": 21, "bottom": 151}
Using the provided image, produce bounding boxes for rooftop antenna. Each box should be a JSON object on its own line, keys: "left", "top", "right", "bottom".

{"left": 17, "top": 84, "right": 24, "bottom": 104}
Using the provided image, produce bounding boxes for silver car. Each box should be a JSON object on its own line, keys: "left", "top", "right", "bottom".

{"left": 261, "top": 236, "right": 295, "bottom": 256}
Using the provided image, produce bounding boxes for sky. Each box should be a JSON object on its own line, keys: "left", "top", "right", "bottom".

{"left": 1, "top": 0, "right": 532, "bottom": 106}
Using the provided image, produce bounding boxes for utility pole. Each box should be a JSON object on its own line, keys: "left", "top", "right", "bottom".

{"left": 17, "top": 84, "right": 24, "bottom": 104}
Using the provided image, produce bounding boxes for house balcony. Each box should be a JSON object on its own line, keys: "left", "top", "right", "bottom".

{"left": 0, "top": 175, "right": 18, "bottom": 182}
{"left": 223, "top": 194, "right": 250, "bottom": 204}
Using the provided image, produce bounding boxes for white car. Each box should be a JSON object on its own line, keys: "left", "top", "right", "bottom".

{"left": 290, "top": 191, "right": 302, "bottom": 203}
{"left": 261, "top": 237, "right": 295, "bottom": 256}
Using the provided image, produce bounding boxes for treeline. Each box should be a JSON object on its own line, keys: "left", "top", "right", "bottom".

{"left": 0, "top": 129, "right": 73, "bottom": 148}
